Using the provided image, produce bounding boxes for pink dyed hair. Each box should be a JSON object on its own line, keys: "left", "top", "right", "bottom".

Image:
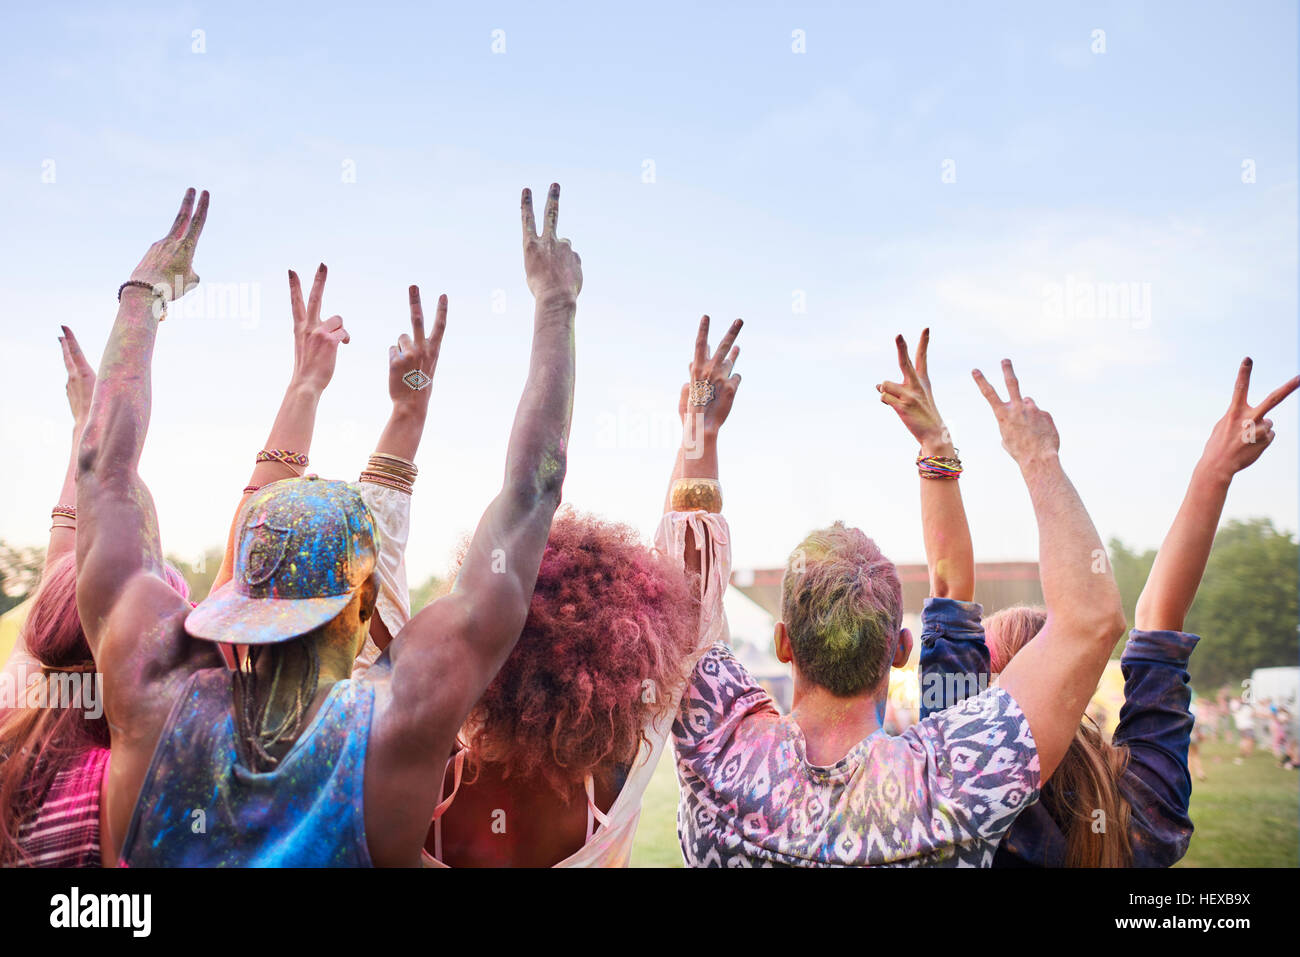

{"left": 459, "top": 509, "right": 700, "bottom": 799}
{"left": 0, "top": 553, "right": 190, "bottom": 865}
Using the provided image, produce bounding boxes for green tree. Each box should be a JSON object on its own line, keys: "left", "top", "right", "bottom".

{"left": 1108, "top": 537, "right": 1156, "bottom": 655}
{"left": 1184, "top": 519, "right": 1298, "bottom": 689}
{"left": 0, "top": 541, "right": 45, "bottom": 615}
{"left": 409, "top": 573, "right": 448, "bottom": 614}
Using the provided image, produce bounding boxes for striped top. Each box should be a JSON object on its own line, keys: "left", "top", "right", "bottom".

{"left": 14, "top": 746, "right": 109, "bottom": 868}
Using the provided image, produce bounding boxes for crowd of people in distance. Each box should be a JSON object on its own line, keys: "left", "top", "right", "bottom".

{"left": 1, "top": 185, "right": 1296, "bottom": 868}
{"left": 1190, "top": 694, "right": 1299, "bottom": 772}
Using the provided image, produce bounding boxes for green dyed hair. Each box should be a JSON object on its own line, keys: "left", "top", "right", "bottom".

{"left": 780, "top": 522, "right": 903, "bottom": 697}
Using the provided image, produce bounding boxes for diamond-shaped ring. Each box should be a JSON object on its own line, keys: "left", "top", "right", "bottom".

{"left": 403, "top": 369, "right": 432, "bottom": 391}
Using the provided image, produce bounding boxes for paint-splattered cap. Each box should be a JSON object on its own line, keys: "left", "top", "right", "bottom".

{"left": 186, "top": 476, "right": 379, "bottom": 645}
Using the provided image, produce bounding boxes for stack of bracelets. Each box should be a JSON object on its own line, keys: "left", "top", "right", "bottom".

{"left": 360, "top": 452, "right": 418, "bottom": 495}
{"left": 244, "top": 448, "right": 310, "bottom": 494}
{"left": 670, "top": 477, "right": 722, "bottom": 513}
{"left": 50, "top": 504, "right": 76, "bottom": 531}
{"left": 916, "top": 449, "right": 963, "bottom": 480}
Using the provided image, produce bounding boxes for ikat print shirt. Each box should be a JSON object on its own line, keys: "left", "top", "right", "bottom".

{"left": 672, "top": 642, "right": 1042, "bottom": 867}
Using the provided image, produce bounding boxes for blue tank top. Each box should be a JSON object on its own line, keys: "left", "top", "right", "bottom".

{"left": 121, "top": 667, "right": 374, "bottom": 867}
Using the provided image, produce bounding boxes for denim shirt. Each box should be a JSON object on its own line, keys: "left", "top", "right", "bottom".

{"left": 918, "top": 597, "right": 1196, "bottom": 868}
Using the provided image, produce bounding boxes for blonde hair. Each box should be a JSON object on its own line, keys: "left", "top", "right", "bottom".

{"left": 986, "top": 605, "right": 1134, "bottom": 867}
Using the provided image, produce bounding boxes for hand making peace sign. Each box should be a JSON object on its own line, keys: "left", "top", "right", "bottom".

{"left": 388, "top": 286, "right": 448, "bottom": 407}
{"left": 287, "top": 264, "right": 350, "bottom": 394}
{"left": 679, "top": 314, "right": 743, "bottom": 435}
{"left": 1199, "top": 358, "right": 1300, "bottom": 481}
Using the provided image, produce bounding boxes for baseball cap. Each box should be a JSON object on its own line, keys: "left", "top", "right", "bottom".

{"left": 185, "top": 476, "right": 380, "bottom": 645}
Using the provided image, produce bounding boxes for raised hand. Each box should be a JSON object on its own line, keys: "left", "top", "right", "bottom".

{"left": 972, "top": 358, "right": 1060, "bottom": 467}
{"left": 58, "top": 325, "right": 96, "bottom": 427}
{"left": 878, "top": 328, "right": 950, "bottom": 454}
{"left": 521, "top": 184, "right": 582, "bottom": 302}
{"left": 129, "top": 187, "right": 209, "bottom": 303}
{"left": 388, "top": 286, "right": 448, "bottom": 407}
{"left": 1198, "top": 358, "right": 1299, "bottom": 481}
{"left": 288, "top": 264, "right": 350, "bottom": 393}
{"left": 679, "top": 315, "right": 743, "bottom": 435}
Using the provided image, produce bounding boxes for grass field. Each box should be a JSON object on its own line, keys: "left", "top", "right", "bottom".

{"left": 1176, "top": 739, "right": 1299, "bottom": 867}
{"left": 629, "top": 736, "right": 1299, "bottom": 868}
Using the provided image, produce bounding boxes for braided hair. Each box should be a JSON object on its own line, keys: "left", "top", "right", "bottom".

{"left": 233, "top": 639, "right": 321, "bottom": 772}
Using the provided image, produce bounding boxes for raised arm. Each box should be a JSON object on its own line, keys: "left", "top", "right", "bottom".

{"left": 0, "top": 328, "right": 97, "bottom": 714}
{"left": 879, "top": 328, "right": 974, "bottom": 601}
{"left": 45, "top": 327, "right": 97, "bottom": 563}
{"left": 75, "top": 189, "right": 224, "bottom": 856}
{"left": 1135, "top": 358, "right": 1299, "bottom": 631}
{"left": 383, "top": 184, "right": 580, "bottom": 741}
{"left": 1114, "top": 360, "right": 1296, "bottom": 864}
{"left": 653, "top": 316, "right": 742, "bottom": 666}
{"left": 879, "top": 329, "right": 984, "bottom": 718}
{"left": 77, "top": 188, "right": 213, "bottom": 656}
{"left": 972, "top": 359, "right": 1126, "bottom": 782}
{"left": 660, "top": 316, "right": 741, "bottom": 578}
{"left": 0, "top": 325, "right": 94, "bottom": 712}
{"left": 355, "top": 287, "right": 448, "bottom": 662}
{"left": 212, "top": 266, "right": 351, "bottom": 592}
{"left": 363, "top": 185, "right": 581, "bottom": 865}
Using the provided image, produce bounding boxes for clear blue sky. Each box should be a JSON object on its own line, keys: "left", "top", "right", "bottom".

{"left": 1, "top": 0, "right": 1296, "bottom": 586}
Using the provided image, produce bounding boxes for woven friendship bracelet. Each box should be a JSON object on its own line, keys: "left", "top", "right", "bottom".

{"left": 917, "top": 450, "right": 963, "bottom": 480}
{"left": 256, "top": 449, "right": 309, "bottom": 472}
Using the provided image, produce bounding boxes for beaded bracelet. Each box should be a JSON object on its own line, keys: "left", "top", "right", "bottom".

{"left": 359, "top": 470, "right": 413, "bottom": 495}
{"left": 118, "top": 280, "right": 168, "bottom": 320}
{"left": 51, "top": 505, "right": 77, "bottom": 521}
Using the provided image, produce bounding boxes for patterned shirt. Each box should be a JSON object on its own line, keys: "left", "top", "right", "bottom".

{"left": 673, "top": 643, "right": 1041, "bottom": 867}
{"left": 15, "top": 746, "right": 109, "bottom": 868}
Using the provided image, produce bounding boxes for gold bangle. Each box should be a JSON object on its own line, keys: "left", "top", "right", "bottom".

{"left": 364, "top": 456, "right": 417, "bottom": 486}
{"left": 364, "top": 460, "right": 417, "bottom": 480}
{"left": 50, "top": 522, "right": 77, "bottom": 531}
{"left": 369, "top": 451, "right": 417, "bottom": 471}
{"left": 670, "top": 477, "right": 722, "bottom": 513}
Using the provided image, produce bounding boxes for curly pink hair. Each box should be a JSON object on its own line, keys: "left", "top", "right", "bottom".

{"left": 460, "top": 508, "right": 700, "bottom": 799}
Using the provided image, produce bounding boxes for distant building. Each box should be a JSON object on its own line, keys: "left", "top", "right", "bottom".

{"left": 730, "top": 562, "right": 1043, "bottom": 622}
{"left": 726, "top": 562, "right": 1043, "bottom": 717}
